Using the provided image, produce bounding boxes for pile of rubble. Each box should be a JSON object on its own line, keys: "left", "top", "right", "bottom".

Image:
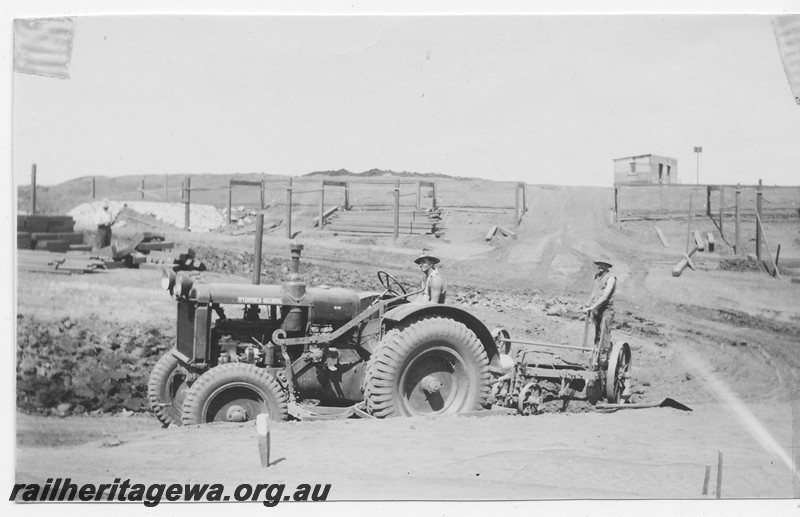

{"left": 69, "top": 200, "right": 225, "bottom": 232}
{"left": 16, "top": 315, "right": 173, "bottom": 416}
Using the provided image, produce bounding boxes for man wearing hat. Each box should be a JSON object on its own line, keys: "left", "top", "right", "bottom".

{"left": 414, "top": 249, "right": 446, "bottom": 304}
{"left": 583, "top": 257, "right": 617, "bottom": 366}
{"left": 95, "top": 199, "right": 121, "bottom": 250}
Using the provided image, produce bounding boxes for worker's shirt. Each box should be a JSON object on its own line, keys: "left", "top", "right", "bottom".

{"left": 97, "top": 208, "right": 113, "bottom": 227}
{"left": 423, "top": 269, "right": 447, "bottom": 303}
{"left": 590, "top": 271, "right": 616, "bottom": 312}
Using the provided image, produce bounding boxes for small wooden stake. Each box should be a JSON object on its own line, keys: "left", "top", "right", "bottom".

{"left": 702, "top": 465, "right": 711, "bottom": 496}
{"left": 693, "top": 230, "right": 705, "bottom": 252}
{"left": 256, "top": 413, "right": 271, "bottom": 467}
{"left": 655, "top": 226, "right": 670, "bottom": 248}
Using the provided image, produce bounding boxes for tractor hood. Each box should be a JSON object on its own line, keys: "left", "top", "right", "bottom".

{"left": 189, "top": 282, "right": 380, "bottom": 326}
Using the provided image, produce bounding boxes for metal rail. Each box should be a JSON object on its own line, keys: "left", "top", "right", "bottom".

{"left": 497, "top": 337, "right": 595, "bottom": 352}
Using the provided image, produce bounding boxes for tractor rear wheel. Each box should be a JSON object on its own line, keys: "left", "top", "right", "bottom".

{"left": 181, "top": 363, "right": 288, "bottom": 425}
{"left": 147, "top": 349, "right": 190, "bottom": 427}
{"left": 363, "top": 316, "right": 491, "bottom": 417}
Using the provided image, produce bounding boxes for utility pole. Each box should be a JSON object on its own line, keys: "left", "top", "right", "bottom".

{"left": 694, "top": 146, "right": 703, "bottom": 185}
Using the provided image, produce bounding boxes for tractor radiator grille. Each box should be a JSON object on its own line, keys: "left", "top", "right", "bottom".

{"left": 176, "top": 301, "right": 196, "bottom": 360}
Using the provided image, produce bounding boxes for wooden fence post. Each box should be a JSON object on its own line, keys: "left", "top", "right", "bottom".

{"left": 141, "top": 179, "right": 145, "bottom": 200}
{"left": 344, "top": 181, "right": 350, "bottom": 210}
{"left": 254, "top": 214, "right": 264, "bottom": 284}
{"left": 706, "top": 185, "right": 711, "bottom": 217}
{"left": 432, "top": 182, "right": 438, "bottom": 210}
{"left": 260, "top": 180, "right": 265, "bottom": 210}
{"left": 614, "top": 186, "right": 619, "bottom": 223}
{"left": 756, "top": 179, "right": 763, "bottom": 260}
{"left": 522, "top": 183, "right": 527, "bottom": 216}
{"left": 685, "top": 189, "right": 694, "bottom": 254}
{"left": 286, "top": 177, "right": 293, "bottom": 239}
{"left": 718, "top": 186, "right": 724, "bottom": 239}
{"left": 319, "top": 181, "right": 325, "bottom": 229}
{"left": 31, "top": 164, "right": 37, "bottom": 215}
{"left": 91, "top": 176, "right": 96, "bottom": 200}
{"left": 393, "top": 179, "right": 400, "bottom": 240}
{"left": 416, "top": 182, "right": 421, "bottom": 211}
{"left": 184, "top": 177, "right": 191, "bottom": 230}
{"left": 735, "top": 184, "right": 741, "bottom": 255}
{"left": 227, "top": 181, "right": 233, "bottom": 224}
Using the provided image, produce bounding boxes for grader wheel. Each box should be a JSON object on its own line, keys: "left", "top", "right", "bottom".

{"left": 363, "top": 316, "right": 491, "bottom": 418}
{"left": 605, "top": 341, "right": 632, "bottom": 403}
{"left": 181, "top": 363, "right": 288, "bottom": 425}
{"left": 147, "top": 349, "right": 190, "bottom": 427}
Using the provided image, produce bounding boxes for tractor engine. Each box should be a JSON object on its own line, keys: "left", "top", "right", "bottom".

{"left": 163, "top": 243, "right": 381, "bottom": 407}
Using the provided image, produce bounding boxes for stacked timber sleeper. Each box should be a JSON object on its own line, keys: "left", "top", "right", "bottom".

{"left": 17, "top": 215, "right": 89, "bottom": 253}
{"left": 324, "top": 209, "right": 444, "bottom": 236}
{"left": 17, "top": 229, "right": 206, "bottom": 275}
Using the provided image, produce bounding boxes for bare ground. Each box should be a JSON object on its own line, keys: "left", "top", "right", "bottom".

{"left": 14, "top": 185, "right": 800, "bottom": 500}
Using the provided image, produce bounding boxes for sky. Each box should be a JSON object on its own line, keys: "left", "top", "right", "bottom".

{"left": 9, "top": 10, "right": 800, "bottom": 187}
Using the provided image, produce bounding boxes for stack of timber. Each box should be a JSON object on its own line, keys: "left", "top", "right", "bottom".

{"left": 324, "top": 209, "right": 444, "bottom": 236}
{"left": 18, "top": 250, "right": 106, "bottom": 275}
{"left": 17, "top": 215, "right": 87, "bottom": 253}
{"left": 107, "top": 232, "right": 206, "bottom": 271}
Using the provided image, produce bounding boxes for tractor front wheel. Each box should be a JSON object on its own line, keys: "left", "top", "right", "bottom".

{"left": 147, "top": 349, "right": 190, "bottom": 427}
{"left": 181, "top": 363, "right": 288, "bottom": 425}
{"left": 363, "top": 316, "right": 491, "bottom": 418}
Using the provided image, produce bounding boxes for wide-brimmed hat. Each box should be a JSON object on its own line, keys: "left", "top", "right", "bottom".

{"left": 414, "top": 249, "right": 440, "bottom": 265}
{"left": 593, "top": 257, "right": 613, "bottom": 268}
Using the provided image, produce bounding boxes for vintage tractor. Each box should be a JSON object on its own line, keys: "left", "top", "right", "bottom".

{"left": 148, "top": 243, "right": 503, "bottom": 425}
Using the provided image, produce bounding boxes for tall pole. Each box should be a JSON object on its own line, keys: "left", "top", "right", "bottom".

{"left": 393, "top": 179, "right": 400, "bottom": 240}
{"left": 91, "top": 176, "right": 96, "bottom": 200}
{"left": 734, "top": 184, "right": 741, "bottom": 255}
{"left": 31, "top": 164, "right": 37, "bottom": 215}
{"left": 718, "top": 186, "right": 724, "bottom": 239}
{"left": 286, "top": 177, "right": 293, "bottom": 239}
{"left": 141, "top": 179, "right": 145, "bottom": 200}
{"left": 694, "top": 146, "right": 703, "bottom": 185}
{"left": 756, "top": 179, "right": 763, "bottom": 260}
{"left": 227, "top": 182, "right": 233, "bottom": 224}
{"left": 685, "top": 189, "right": 694, "bottom": 254}
{"left": 319, "top": 181, "right": 325, "bottom": 229}
{"left": 253, "top": 214, "right": 264, "bottom": 284}
{"left": 184, "top": 177, "right": 191, "bottom": 230}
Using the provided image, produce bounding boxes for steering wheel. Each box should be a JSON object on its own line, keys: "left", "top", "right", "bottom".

{"left": 377, "top": 271, "right": 407, "bottom": 297}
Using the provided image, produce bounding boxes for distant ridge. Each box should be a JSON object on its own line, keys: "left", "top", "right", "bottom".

{"left": 303, "top": 168, "right": 462, "bottom": 180}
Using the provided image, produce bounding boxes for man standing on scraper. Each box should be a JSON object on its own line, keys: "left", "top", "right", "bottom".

{"left": 414, "top": 249, "right": 446, "bottom": 304}
{"left": 583, "top": 257, "right": 616, "bottom": 367}
{"left": 95, "top": 198, "right": 122, "bottom": 250}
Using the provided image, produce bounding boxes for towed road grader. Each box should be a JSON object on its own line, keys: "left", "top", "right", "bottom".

{"left": 148, "top": 243, "right": 632, "bottom": 425}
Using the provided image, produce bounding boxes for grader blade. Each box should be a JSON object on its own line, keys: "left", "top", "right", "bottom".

{"left": 595, "top": 398, "right": 692, "bottom": 412}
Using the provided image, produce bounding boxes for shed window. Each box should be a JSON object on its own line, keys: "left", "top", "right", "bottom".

{"left": 628, "top": 162, "right": 637, "bottom": 175}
